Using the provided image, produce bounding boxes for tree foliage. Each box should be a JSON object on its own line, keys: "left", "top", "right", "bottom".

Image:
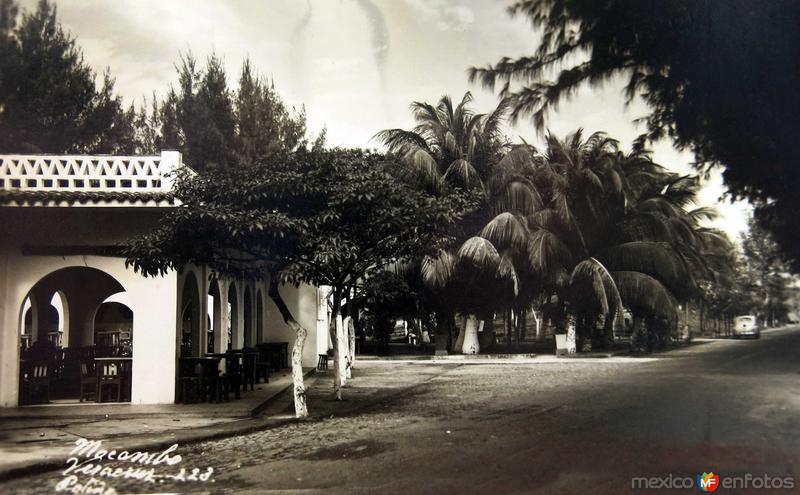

{"left": 470, "top": 0, "right": 800, "bottom": 269}
{"left": 135, "top": 54, "right": 310, "bottom": 172}
{"left": 126, "top": 147, "right": 476, "bottom": 289}
{"left": 0, "top": 0, "right": 136, "bottom": 153}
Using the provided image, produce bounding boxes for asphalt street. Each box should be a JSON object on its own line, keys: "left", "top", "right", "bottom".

{"left": 4, "top": 326, "right": 799, "bottom": 494}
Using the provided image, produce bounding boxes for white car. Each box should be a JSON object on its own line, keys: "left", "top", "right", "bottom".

{"left": 733, "top": 315, "right": 760, "bottom": 339}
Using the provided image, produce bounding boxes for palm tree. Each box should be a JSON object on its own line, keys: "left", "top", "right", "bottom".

{"left": 376, "top": 93, "right": 514, "bottom": 354}
{"left": 374, "top": 92, "right": 508, "bottom": 193}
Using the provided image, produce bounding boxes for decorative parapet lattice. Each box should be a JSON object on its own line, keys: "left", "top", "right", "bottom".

{"left": 0, "top": 151, "right": 187, "bottom": 207}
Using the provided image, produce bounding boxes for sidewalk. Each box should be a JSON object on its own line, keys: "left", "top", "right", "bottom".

{"left": 0, "top": 367, "right": 314, "bottom": 481}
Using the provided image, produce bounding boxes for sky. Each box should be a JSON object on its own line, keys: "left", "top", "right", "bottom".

{"left": 19, "top": 0, "right": 751, "bottom": 239}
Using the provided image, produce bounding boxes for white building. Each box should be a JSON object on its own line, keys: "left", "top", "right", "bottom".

{"left": 0, "top": 151, "right": 325, "bottom": 407}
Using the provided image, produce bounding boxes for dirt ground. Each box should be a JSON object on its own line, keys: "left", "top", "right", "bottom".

{"left": 3, "top": 327, "right": 799, "bottom": 494}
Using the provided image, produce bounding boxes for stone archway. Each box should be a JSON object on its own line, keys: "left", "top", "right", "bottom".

{"left": 208, "top": 279, "right": 223, "bottom": 354}
{"left": 180, "top": 271, "right": 201, "bottom": 358}
{"left": 256, "top": 289, "right": 265, "bottom": 343}
{"left": 227, "top": 283, "right": 239, "bottom": 350}
{"left": 244, "top": 286, "right": 253, "bottom": 347}
{"left": 18, "top": 266, "right": 127, "bottom": 404}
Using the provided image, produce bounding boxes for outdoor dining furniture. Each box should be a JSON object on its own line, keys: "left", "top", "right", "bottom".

{"left": 242, "top": 349, "right": 260, "bottom": 391}
{"left": 207, "top": 352, "right": 242, "bottom": 400}
{"left": 20, "top": 361, "right": 50, "bottom": 404}
{"left": 96, "top": 359, "right": 125, "bottom": 402}
{"left": 178, "top": 357, "right": 224, "bottom": 403}
{"left": 79, "top": 360, "right": 97, "bottom": 402}
{"left": 257, "top": 342, "right": 289, "bottom": 371}
{"left": 255, "top": 346, "right": 271, "bottom": 383}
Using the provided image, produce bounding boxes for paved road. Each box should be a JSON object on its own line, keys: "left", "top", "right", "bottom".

{"left": 4, "top": 326, "right": 800, "bottom": 494}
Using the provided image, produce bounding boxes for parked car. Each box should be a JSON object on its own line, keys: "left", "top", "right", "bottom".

{"left": 733, "top": 315, "right": 760, "bottom": 339}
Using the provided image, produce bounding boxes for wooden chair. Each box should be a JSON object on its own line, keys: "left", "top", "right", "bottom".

{"left": 223, "top": 353, "right": 242, "bottom": 400}
{"left": 119, "top": 360, "right": 132, "bottom": 402}
{"left": 255, "top": 346, "right": 271, "bottom": 383}
{"left": 79, "top": 360, "right": 97, "bottom": 402}
{"left": 199, "top": 358, "right": 224, "bottom": 402}
{"left": 317, "top": 354, "right": 329, "bottom": 370}
{"left": 97, "top": 362, "right": 123, "bottom": 402}
{"left": 177, "top": 358, "right": 201, "bottom": 403}
{"left": 23, "top": 362, "right": 51, "bottom": 404}
{"left": 242, "top": 350, "right": 258, "bottom": 391}
{"left": 277, "top": 342, "right": 289, "bottom": 369}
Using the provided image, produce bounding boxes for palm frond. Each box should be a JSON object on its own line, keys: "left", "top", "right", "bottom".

{"left": 403, "top": 148, "right": 443, "bottom": 190}
{"left": 372, "top": 128, "right": 430, "bottom": 153}
{"left": 598, "top": 241, "right": 687, "bottom": 293}
{"left": 491, "top": 180, "right": 542, "bottom": 215}
{"left": 528, "top": 228, "right": 572, "bottom": 273}
{"left": 612, "top": 270, "right": 678, "bottom": 320}
{"left": 457, "top": 236, "right": 501, "bottom": 271}
{"left": 480, "top": 212, "right": 529, "bottom": 251}
{"left": 497, "top": 249, "right": 520, "bottom": 297}
{"left": 421, "top": 251, "right": 455, "bottom": 289}
{"left": 443, "top": 158, "right": 484, "bottom": 189}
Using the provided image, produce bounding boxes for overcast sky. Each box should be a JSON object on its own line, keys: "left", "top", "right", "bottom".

{"left": 20, "top": 0, "right": 751, "bottom": 239}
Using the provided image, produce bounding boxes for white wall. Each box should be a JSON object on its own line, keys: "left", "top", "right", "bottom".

{"left": 0, "top": 208, "right": 179, "bottom": 407}
{"left": 264, "top": 282, "right": 320, "bottom": 368}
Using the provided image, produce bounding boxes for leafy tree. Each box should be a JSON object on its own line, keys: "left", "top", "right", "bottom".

{"left": 0, "top": 0, "right": 135, "bottom": 153}
{"left": 470, "top": 0, "right": 800, "bottom": 270}
{"left": 741, "top": 216, "right": 792, "bottom": 326}
{"left": 125, "top": 147, "right": 474, "bottom": 415}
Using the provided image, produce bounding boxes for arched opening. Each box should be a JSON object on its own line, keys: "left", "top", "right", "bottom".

{"left": 49, "top": 291, "right": 69, "bottom": 347}
{"left": 18, "top": 266, "right": 127, "bottom": 405}
{"left": 20, "top": 296, "right": 36, "bottom": 351}
{"left": 208, "top": 279, "right": 222, "bottom": 354}
{"left": 243, "top": 286, "right": 253, "bottom": 347}
{"left": 227, "top": 283, "right": 239, "bottom": 350}
{"left": 180, "top": 272, "right": 201, "bottom": 358}
{"left": 94, "top": 302, "right": 133, "bottom": 356}
{"left": 256, "top": 289, "right": 265, "bottom": 343}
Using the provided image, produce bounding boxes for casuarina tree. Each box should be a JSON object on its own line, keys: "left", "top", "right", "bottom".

{"left": 470, "top": 0, "right": 800, "bottom": 271}
{"left": 0, "top": 0, "right": 136, "bottom": 153}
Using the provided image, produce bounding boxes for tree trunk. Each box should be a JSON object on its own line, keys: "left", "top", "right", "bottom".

{"left": 462, "top": 314, "right": 480, "bottom": 354}
{"left": 506, "top": 309, "right": 513, "bottom": 351}
{"left": 329, "top": 289, "right": 344, "bottom": 400}
{"left": 268, "top": 283, "right": 308, "bottom": 418}
{"left": 434, "top": 308, "right": 452, "bottom": 355}
{"left": 565, "top": 313, "right": 577, "bottom": 354}
{"left": 533, "top": 309, "right": 544, "bottom": 342}
{"left": 454, "top": 315, "right": 467, "bottom": 353}
{"left": 346, "top": 316, "right": 356, "bottom": 378}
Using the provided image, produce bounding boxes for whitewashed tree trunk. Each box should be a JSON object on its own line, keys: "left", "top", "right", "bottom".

{"left": 533, "top": 310, "right": 544, "bottom": 342}
{"left": 454, "top": 315, "right": 467, "bottom": 353}
{"left": 289, "top": 320, "right": 308, "bottom": 417}
{"left": 566, "top": 314, "right": 577, "bottom": 354}
{"left": 346, "top": 316, "right": 356, "bottom": 379}
{"left": 269, "top": 284, "right": 308, "bottom": 418}
{"left": 462, "top": 314, "right": 480, "bottom": 354}
{"left": 331, "top": 314, "right": 346, "bottom": 399}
